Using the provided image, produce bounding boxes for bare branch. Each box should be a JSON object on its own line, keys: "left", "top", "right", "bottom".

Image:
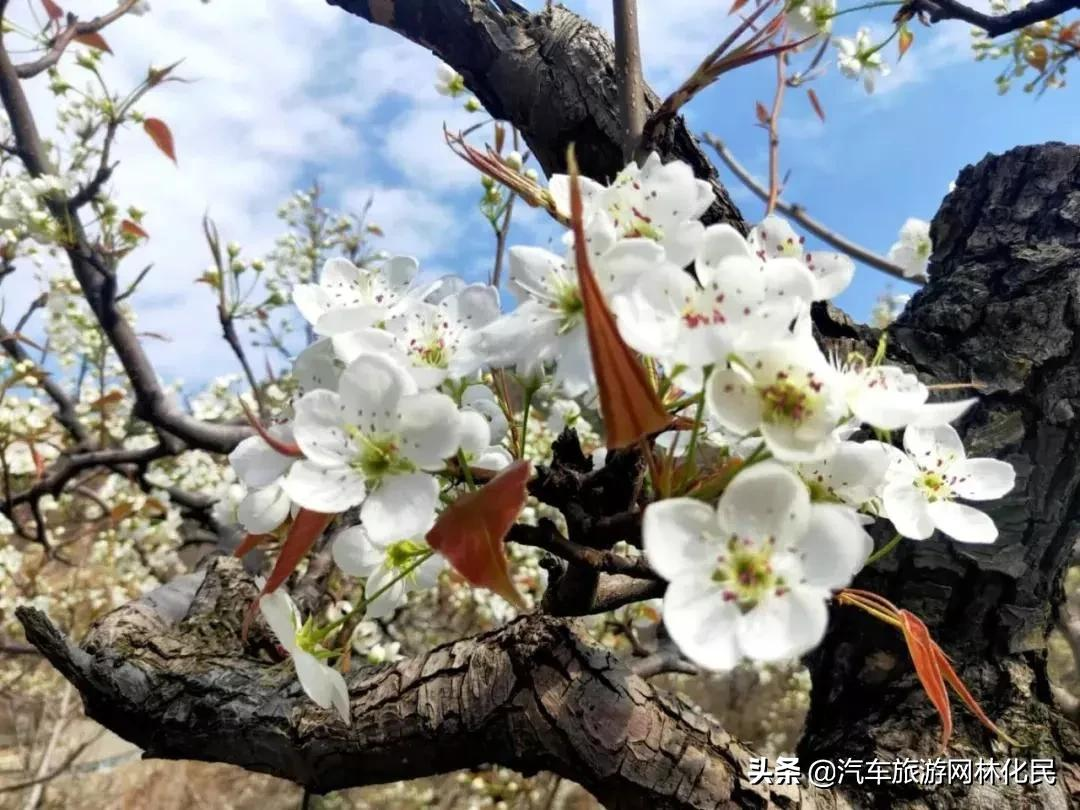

{"left": 510, "top": 520, "right": 658, "bottom": 580}
{"left": 0, "top": 39, "right": 251, "bottom": 454}
{"left": 13, "top": 0, "right": 141, "bottom": 79}
{"left": 705, "top": 135, "right": 921, "bottom": 284}
{"left": 612, "top": 0, "right": 646, "bottom": 163}
{"left": 913, "top": 0, "right": 1080, "bottom": 37}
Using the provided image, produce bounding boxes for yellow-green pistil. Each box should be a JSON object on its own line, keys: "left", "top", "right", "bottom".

{"left": 711, "top": 535, "right": 786, "bottom": 610}
{"left": 345, "top": 427, "right": 415, "bottom": 481}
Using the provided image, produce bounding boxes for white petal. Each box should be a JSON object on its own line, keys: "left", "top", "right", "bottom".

{"left": 458, "top": 409, "right": 492, "bottom": 456}
{"left": 281, "top": 460, "right": 366, "bottom": 513}
{"left": 643, "top": 498, "right": 718, "bottom": 581}
{"left": 381, "top": 255, "right": 419, "bottom": 288}
{"left": 293, "top": 339, "right": 339, "bottom": 394}
{"left": 663, "top": 219, "right": 706, "bottom": 268}
{"left": 238, "top": 485, "right": 292, "bottom": 534}
{"left": 397, "top": 392, "right": 461, "bottom": 468}
{"left": 292, "top": 284, "right": 329, "bottom": 325}
{"left": 761, "top": 256, "right": 816, "bottom": 305}
{"left": 329, "top": 327, "right": 400, "bottom": 365}
{"left": 949, "top": 458, "right": 1015, "bottom": 501}
{"left": 662, "top": 577, "right": 742, "bottom": 671}
{"left": 331, "top": 525, "right": 384, "bottom": 577}
{"left": 718, "top": 461, "right": 810, "bottom": 547}
{"left": 315, "top": 305, "right": 385, "bottom": 336}
{"left": 706, "top": 367, "right": 763, "bottom": 435}
{"left": 903, "top": 423, "right": 965, "bottom": 468}
{"left": 804, "top": 252, "right": 854, "bottom": 300}
{"left": 259, "top": 589, "right": 300, "bottom": 653}
{"left": 293, "top": 650, "right": 342, "bottom": 715}
{"left": 927, "top": 500, "right": 998, "bottom": 544}
{"left": 338, "top": 353, "right": 415, "bottom": 433}
{"left": 594, "top": 238, "right": 667, "bottom": 297}
{"left": 695, "top": 223, "right": 755, "bottom": 286}
{"left": 798, "top": 503, "right": 873, "bottom": 587}
{"left": 363, "top": 566, "right": 408, "bottom": 619}
{"left": 361, "top": 472, "right": 438, "bottom": 546}
{"left": 229, "top": 430, "right": 295, "bottom": 488}
{"left": 760, "top": 421, "right": 839, "bottom": 463}
{"left": 326, "top": 666, "right": 352, "bottom": 725}
{"left": 881, "top": 480, "right": 934, "bottom": 540}
{"left": 293, "top": 390, "right": 353, "bottom": 467}
{"left": 508, "top": 246, "right": 564, "bottom": 303}
{"left": 911, "top": 397, "right": 977, "bottom": 427}
{"left": 735, "top": 585, "right": 829, "bottom": 662}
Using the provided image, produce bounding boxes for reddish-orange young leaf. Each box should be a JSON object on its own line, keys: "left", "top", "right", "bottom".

{"left": 933, "top": 640, "right": 1019, "bottom": 745}
{"left": 240, "top": 401, "right": 304, "bottom": 457}
{"left": 806, "top": 88, "right": 826, "bottom": 123}
{"left": 41, "top": 0, "right": 63, "bottom": 21}
{"left": 898, "top": 27, "right": 914, "bottom": 59}
{"left": 74, "top": 31, "right": 112, "bottom": 54}
{"left": 233, "top": 532, "right": 270, "bottom": 559}
{"left": 143, "top": 118, "right": 177, "bottom": 164}
{"left": 120, "top": 219, "right": 149, "bottom": 240}
{"left": 566, "top": 147, "right": 670, "bottom": 449}
{"left": 899, "top": 610, "right": 953, "bottom": 750}
{"left": 261, "top": 509, "right": 334, "bottom": 596}
{"left": 754, "top": 101, "right": 769, "bottom": 125}
{"left": 1025, "top": 43, "right": 1049, "bottom": 73}
{"left": 494, "top": 122, "right": 506, "bottom": 154}
{"left": 729, "top": 0, "right": 750, "bottom": 14}
{"left": 1062, "top": 21, "right": 1080, "bottom": 43}
{"left": 425, "top": 459, "right": 531, "bottom": 610}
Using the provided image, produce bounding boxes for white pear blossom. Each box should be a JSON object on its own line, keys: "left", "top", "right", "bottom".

{"left": 228, "top": 426, "right": 297, "bottom": 534}
{"left": 644, "top": 462, "right": 872, "bottom": 670}
{"left": 749, "top": 215, "right": 854, "bottom": 301}
{"left": 548, "top": 151, "right": 715, "bottom": 267}
{"left": 335, "top": 283, "right": 499, "bottom": 388}
{"left": 839, "top": 361, "right": 976, "bottom": 430}
{"left": 435, "top": 63, "right": 466, "bottom": 97}
{"left": 836, "top": 28, "right": 890, "bottom": 93}
{"left": 475, "top": 246, "right": 598, "bottom": 395}
{"left": 332, "top": 526, "right": 444, "bottom": 619}
{"left": 798, "top": 439, "right": 895, "bottom": 511}
{"left": 882, "top": 424, "right": 1015, "bottom": 544}
{"left": 281, "top": 353, "right": 460, "bottom": 543}
{"left": 613, "top": 224, "right": 815, "bottom": 373}
{"left": 259, "top": 588, "right": 351, "bottom": 724}
{"left": 786, "top": 0, "right": 836, "bottom": 37}
{"left": 462, "top": 383, "right": 509, "bottom": 442}
{"left": 887, "top": 218, "right": 932, "bottom": 279}
{"left": 458, "top": 409, "right": 514, "bottom": 471}
{"left": 706, "top": 340, "right": 847, "bottom": 462}
{"left": 292, "top": 255, "right": 419, "bottom": 337}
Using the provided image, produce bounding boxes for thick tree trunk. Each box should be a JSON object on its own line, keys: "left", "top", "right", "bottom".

{"left": 804, "top": 143, "right": 1080, "bottom": 807}
{"left": 326, "top": 0, "right": 748, "bottom": 232}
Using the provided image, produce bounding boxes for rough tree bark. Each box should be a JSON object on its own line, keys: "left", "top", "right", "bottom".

{"left": 805, "top": 142, "right": 1080, "bottom": 808}
{"left": 326, "top": 0, "right": 748, "bottom": 232}
{"left": 14, "top": 1, "right": 1080, "bottom": 806}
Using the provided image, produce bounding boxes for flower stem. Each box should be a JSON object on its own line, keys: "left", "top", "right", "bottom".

{"left": 865, "top": 532, "right": 902, "bottom": 565}
{"left": 320, "top": 550, "right": 435, "bottom": 635}
{"left": 824, "top": 0, "right": 902, "bottom": 19}
{"left": 519, "top": 385, "right": 536, "bottom": 459}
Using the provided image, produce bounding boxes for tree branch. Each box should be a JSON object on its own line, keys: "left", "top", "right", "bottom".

{"left": 705, "top": 135, "right": 920, "bottom": 284}
{"left": 0, "top": 38, "right": 250, "bottom": 454}
{"left": 913, "top": 0, "right": 1080, "bottom": 37}
{"left": 12, "top": 0, "right": 141, "bottom": 79}
{"left": 16, "top": 556, "right": 815, "bottom": 809}
{"left": 612, "top": 0, "right": 646, "bottom": 163}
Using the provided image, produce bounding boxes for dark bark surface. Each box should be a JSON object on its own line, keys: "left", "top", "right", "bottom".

{"left": 804, "top": 143, "right": 1080, "bottom": 808}
{"left": 327, "top": 0, "right": 748, "bottom": 233}
{"left": 17, "top": 557, "right": 826, "bottom": 810}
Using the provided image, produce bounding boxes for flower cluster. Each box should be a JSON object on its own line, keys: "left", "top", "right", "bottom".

{"left": 221, "top": 149, "right": 1016, "bottom": 717}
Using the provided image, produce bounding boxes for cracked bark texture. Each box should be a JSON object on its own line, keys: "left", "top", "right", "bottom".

{"left": 326, "top": 0, "right": 748, "bottom": 233}
{"left": 803, "top": 143, "right": 1080, "bottom": 808}
{"left": 16, "top": 557, "right": 825, "bottom": 810}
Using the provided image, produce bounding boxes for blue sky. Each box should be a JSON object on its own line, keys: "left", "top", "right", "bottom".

{"left": 5, "top": 0, "right": 1079, "bottom": 392}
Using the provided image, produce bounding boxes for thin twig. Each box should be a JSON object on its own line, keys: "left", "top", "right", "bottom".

{"left": 705, "top": 135, "right": 920, "bottom": 284}
{"left": 612, "top": 0, "right": 646, "bottom": 163}
{"left": 13, "top": 0, "right": 140, "bottom": 79}
{"left": 765, "top": 53, "right": 786, "bottom": 216}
